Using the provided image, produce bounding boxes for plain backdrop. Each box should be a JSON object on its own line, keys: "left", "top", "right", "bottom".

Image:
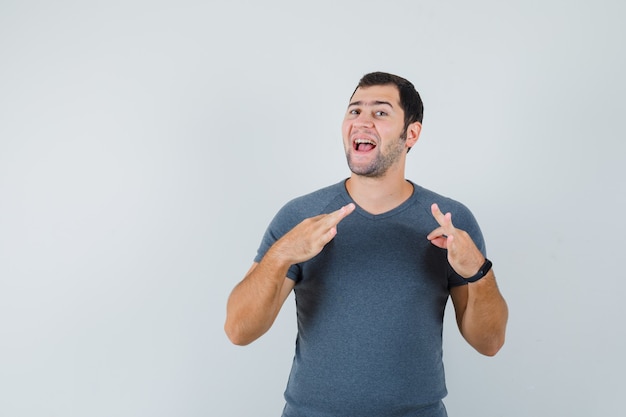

{"left": 1, "top": 1, "right": 625, "bottom": 416}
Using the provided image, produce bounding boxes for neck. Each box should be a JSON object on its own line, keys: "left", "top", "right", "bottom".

{"left": 345, "top": 168, "right": 413, "bottom": 215}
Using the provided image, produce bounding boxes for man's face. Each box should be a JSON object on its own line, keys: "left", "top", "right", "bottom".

{"left": 342, "top": 84, "right": 409, "bottom": 178}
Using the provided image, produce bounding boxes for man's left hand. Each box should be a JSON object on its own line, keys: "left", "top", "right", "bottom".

{"left": 427, "top": 203, "right": 485, "bottom": 279}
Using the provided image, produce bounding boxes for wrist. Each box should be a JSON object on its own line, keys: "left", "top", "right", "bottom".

{"left": 266, "top": 242, "right": 297, "bottom": 269}
{"left": 465, "top": 258, "right": 492, "bottom": 283}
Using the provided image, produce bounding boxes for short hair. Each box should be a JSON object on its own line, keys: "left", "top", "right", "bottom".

{"left": 351, "top": 72, "right": 424, "bottom": 131}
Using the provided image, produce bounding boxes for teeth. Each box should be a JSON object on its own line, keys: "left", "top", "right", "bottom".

{"left": 355, "top": 139, "right": 375, "bottom": 145}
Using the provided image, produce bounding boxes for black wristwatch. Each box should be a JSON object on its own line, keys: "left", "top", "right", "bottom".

{"left": 465, "top": 258, "right": 492, "bottom": 283}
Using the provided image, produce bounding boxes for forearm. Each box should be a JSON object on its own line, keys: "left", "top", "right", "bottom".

{"left": 459, "top": 271, "right": 508, "bottom": 356}
{"left": 224, "top": 248, "right": 292, "bottom": 346}
{"left": 225, "top": 203, "right": 355, "bottom": 345}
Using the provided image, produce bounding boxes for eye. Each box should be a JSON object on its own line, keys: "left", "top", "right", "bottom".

{"left": 348, "top": 109, "right": 360, "bottom": 116}
{"left": 375, "top": 110, "right": 387, "bottom": 116}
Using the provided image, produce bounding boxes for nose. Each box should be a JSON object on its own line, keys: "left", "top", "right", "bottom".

{"left": 354, "top": 113, "right": 374, "bottom": 128}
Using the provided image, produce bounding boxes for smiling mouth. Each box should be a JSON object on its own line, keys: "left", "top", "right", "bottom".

{"left": 354, "top": 138, "right": 376, "bottom": 152}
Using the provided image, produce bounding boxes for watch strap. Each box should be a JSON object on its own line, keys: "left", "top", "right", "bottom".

{"left": 465, "top": 258, "right": 492, "bottom": 283}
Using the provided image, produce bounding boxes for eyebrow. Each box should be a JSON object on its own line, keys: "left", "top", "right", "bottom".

{"left": 348, "top": 100, "right": 394, "bottom": 108}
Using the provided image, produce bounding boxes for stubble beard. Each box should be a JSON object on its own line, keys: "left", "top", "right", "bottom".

{"left": 346, "top": 134, "right": 407, "bottom": 178}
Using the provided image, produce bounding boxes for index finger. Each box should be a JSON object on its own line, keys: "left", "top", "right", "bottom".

{"left": 431, "top": 203, "right": 454, "bottom": 231}
{"left": 325, "top": 203, "right": 355, "bottom": 226}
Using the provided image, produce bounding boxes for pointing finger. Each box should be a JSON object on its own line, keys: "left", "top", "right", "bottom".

{"left": 430, "top": 203, "right": 455, "bottom": 233}
{"left": 430, "top": 203, "right": 447, "bottom": 226}
{"left": 326, "top": 203, "right": 355, "bottom": 227}
{"left": 319, "top": 203, "right": 355, "bottom": 242}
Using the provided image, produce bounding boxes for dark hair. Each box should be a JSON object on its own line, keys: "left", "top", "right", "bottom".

{"left": 351, "top": 72, "right": 424, "bottom": 132}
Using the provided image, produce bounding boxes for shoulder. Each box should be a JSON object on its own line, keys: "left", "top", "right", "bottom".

{"left": 270, "top": 181, "right": 349, "bottom": 228}
{"left": 254, "top": 181, "right": 350, "bottom": 263}
{"left": 411, "top": 182, "right": 475, "bottom": 218}
{"left": 409, "top": 181, "right": 483, "bottom": 239}
{"left": 281, "top": 181, "right": 348, "bottom": 215}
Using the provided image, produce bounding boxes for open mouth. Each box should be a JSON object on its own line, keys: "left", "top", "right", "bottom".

{"left": 354, "top": 138, "right": 376, "bottom": 152}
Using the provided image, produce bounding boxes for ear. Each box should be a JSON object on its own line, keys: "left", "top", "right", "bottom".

{"left": 405, "top": 122, "right": 422, "bottom": 148}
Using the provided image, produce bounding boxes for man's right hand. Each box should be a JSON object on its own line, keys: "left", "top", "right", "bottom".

{"left": 271, "top": 203, "right": 355, "bottom": 265}
{"left": 225, "top": 203, "right": 355, "bottom": 345}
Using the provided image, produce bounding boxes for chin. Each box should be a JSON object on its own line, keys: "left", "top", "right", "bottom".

{"left": 348, "top": 165, "right": 386, "bottom": 178}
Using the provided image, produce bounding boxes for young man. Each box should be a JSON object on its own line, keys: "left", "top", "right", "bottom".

{"left": 225, "top": 72, "right": 508, "bottom": 417}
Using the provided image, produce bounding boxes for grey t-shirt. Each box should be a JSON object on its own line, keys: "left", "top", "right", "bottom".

{"left": 254, "top": 180, "right": 486, "bottom": 417}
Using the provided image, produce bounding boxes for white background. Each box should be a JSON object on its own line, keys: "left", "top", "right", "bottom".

{"left": 1, "top": 1, "right": 624, "bottom": 415}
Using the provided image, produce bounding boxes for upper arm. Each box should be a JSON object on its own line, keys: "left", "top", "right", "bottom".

{"left": 279, "top": 277, "right": 296, "bottom": 307}
{"left": 449, "top": 284, "right": 468, "bottom": 332}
